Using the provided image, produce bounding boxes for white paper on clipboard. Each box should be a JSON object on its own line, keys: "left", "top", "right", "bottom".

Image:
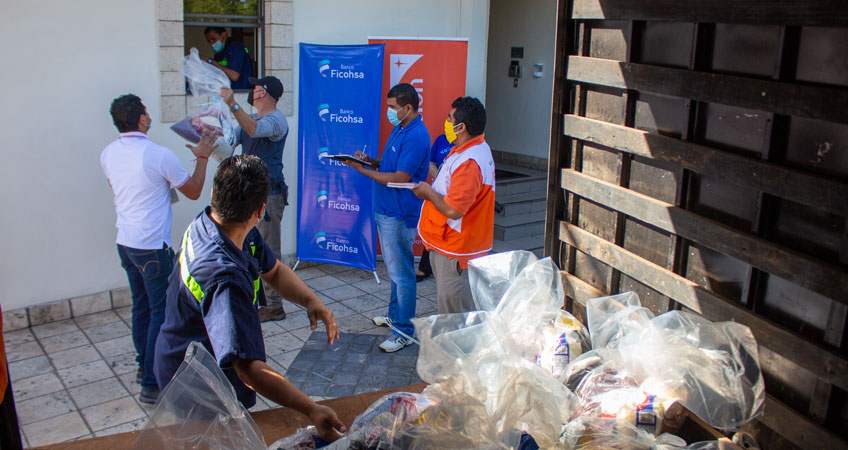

{"left": 386, "top": 182, "right": 417, "bottom": 189}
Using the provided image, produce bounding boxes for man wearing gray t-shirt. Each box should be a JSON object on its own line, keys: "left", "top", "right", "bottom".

{"left": 221, "top": 76, "right": 289, "bottom": 322}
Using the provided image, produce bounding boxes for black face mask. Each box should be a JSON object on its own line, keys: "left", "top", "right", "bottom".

{"left": 247, "top": 90, "right": 254, "bottom": 106}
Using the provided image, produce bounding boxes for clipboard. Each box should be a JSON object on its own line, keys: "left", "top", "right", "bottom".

{"left": 326, "top": 154, "right": 372, "bottom": 167}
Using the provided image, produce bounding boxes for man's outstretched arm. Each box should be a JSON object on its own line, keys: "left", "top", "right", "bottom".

{"left": 260, "top": 261, "right": 340, "bottom": 344}
{"left": 232, "top": 359, "right": 346, "bottom": 441}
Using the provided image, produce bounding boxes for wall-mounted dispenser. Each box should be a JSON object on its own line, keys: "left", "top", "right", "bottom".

{"left": 533, "top": 63, "right": 544, "bottom": 78}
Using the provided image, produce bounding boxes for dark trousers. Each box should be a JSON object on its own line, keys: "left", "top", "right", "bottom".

{"left": 418, "top": 249, "right": 433, "bottom": 276}
{"left": 117, "top": 244, "right": 174, "bottom": 390}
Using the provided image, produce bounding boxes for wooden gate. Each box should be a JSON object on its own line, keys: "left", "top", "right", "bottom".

{"left": 545, "top": 1, "right": 848, "bottom": 448}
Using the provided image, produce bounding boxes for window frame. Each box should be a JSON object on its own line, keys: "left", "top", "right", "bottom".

{"left": 183, "top": 2, "right": 265, "bottom": 82}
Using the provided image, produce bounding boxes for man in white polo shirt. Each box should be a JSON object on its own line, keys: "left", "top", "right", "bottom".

{"left": 100, "top": 94, "right": 214, "bottom": 404}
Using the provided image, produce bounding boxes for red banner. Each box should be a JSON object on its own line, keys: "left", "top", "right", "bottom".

{"left": 367, "top": 38, "right": 469, "bottom": 257}
{"left": 368, "top": 38, "right": 469, "bottom": 154}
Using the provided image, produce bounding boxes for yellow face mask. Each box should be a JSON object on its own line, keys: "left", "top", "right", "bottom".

{"left": 444, "top": 119, "right": 459, "bottom": 143}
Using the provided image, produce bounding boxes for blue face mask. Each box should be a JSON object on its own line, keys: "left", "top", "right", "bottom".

{"left": 211, "top": 40, "right": 224, "bottom": 53}
{"left": 386, "top": 106, "right": 407, "bottom": 126}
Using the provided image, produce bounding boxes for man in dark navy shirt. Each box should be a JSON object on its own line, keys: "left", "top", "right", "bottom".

{"left": 205, "top": 26, "right": 254, "bottom": 89}
{"left": 154, "top": 155, "right": 345, "bottom": 442}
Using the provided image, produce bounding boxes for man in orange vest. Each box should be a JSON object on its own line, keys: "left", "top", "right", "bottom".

{"left": 413, "top": 97, "right": 495, "bottom": 313}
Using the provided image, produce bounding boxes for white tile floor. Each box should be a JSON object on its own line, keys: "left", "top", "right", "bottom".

{"left": 4, "top": 262, "right": 438, "bottom": 448}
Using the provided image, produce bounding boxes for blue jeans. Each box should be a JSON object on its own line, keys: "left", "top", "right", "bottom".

{"left": 375, "top": 214, "right": 417, "bottom": 338}
{"left": 117, "top": 244, "right": 174, "bottom": 389}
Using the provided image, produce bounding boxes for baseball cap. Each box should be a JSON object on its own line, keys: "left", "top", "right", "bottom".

{"left": 248, "top": 76, "right": 284, "bottom": 100}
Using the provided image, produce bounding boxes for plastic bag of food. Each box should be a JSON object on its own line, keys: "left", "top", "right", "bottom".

{"left": 535, "top": 310, "right": 591, "bottom": 378}
{"left": 170, "top": 47, "right": 236, "bottom": 161}
{"left": 266, "top": 426, "right": 331, "bottom": 450}
{"left": 133, "top": 342, "right": 266, "bottom": 450}
{"left": 329, "top": 392, "right": 433, "bottom": 449}
{"left": 392, "top": 388, "right": 508, "bottom": 450}
{"left": 578, "top": 293, "right": 764, "bottom": 430}
{"left": 492, "top": 256, "right": 566, "bottom": 359}
{"left": 412, "top": 252, "right": 579, "bottom": 448}
{"left": 617, "top": 310, "right": 765, "bottom": 429}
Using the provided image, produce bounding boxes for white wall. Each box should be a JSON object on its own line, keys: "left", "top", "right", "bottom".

{"left": 292, "top": 0, "right": 489, "bottom": 100}
{"left": 0, "top": 0, "right": 212, "bottom": 311}
{"left": 484, "top": 0, "right": 558, "bottom": 159}
{"left": 0, "top": 0, "right": 490, "bottom": 312}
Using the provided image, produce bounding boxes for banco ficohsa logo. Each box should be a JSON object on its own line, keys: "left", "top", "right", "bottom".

{"left": 318, "top": 59, "right": 330, "bottom": 77}
{"left": 313, "top": 232, "right": 328, "bottom": 249}
{"left": 318, "top": 104, "right": 330, "bottom": 121}
{"left": 318, "top": 105, "right": 364, "bottom": 124}
{"left": 313, "top": 232, "right": 359, "bottom": 254}
{"left": 316, "top": 190, "right": 328, "bottom": 208}
{"left": 324, "top": 194, "right": 360, "bottom": 212}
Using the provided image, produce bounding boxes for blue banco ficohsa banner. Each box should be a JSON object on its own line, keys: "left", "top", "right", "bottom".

{"left": 297, "top": 43, "right": 385, "bottom": 270}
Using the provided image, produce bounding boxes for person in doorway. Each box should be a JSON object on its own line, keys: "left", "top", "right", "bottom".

{"left": 101, "top": 94, "right": 215, "bottom": 404}
{"left": 413, "top": 97, "right": 495, "bottom": 314}
{"left": 205, "top": 26, "right": 254, "bottom": 89}
{"left": 416, "top": 133, "right": 453, "bottom": 282}
{"left": 154, "top": 155, "right": 345, "bottom": 442}
{"left": 344, "top": 83, "right": 431, "bottom": 352}
{"left": 221, "top": 76, "right": 289, "bottom": 322}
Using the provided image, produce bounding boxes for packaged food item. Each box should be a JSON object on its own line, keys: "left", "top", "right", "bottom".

{"left": 535, "top": 310, "right": 590, "bottom": 377}
{"left": 170, "top": 103, "right": 235, "bottom": 162}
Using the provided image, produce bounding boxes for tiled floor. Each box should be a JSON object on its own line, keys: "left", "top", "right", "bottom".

{"left": 3, "top": 262, "right": 438, "bottom": 448}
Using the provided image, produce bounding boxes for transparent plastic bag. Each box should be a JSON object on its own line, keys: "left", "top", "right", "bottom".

{"left": 170, "top": 48, "right": 236, "bottom": 159}
{"left": 578, "top": 293, "right": 764, "bottom": 431}
{"left": 560, "top": 416, "right": 660, "bottom": 449}
{"left": 468, "top": 250, "right": 538, "bottom": 311}
{"left": 326, "top": 392, "right": 434, "bottom": 449}
{"left": 492, "top": 257, "right": 566, "bottom": 359}
{"left": 133, "top": 342, "right": 266, "bottom": 450}
{"left": 182, "top": 47, "right": 230, "bottom": 97}
{"left": 617, "top": 310, "right": 765, "bottom": 429}
{"left": 561, "top": 349, "right": 618, "bottom": 392}
{"left": 267, "top": 426, "right": 330, "bottom": 450}
{"left": 585, "top": 292, "right": 654, "bottom": 350}
{"left": 412, "top": 252, "right": 579, "bottom": 448}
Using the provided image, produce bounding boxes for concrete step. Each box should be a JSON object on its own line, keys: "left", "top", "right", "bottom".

{"left": 494, "top": 220, "right": 546, "bottom": 241}
{"left": 494, "top": 211, "right": 546, "bottom": 228}
{"left": 495, "top": 191, "right": 547, "bottom": 216}
{"left": 495, "top": 164, "right": 547, "bottom": 197}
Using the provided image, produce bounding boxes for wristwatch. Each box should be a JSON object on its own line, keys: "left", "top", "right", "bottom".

{"left": 231, "top": 103, "right": 240, "bottom": 113}
{"left": 207, "top": 58, "right": 213, "bottom": 64}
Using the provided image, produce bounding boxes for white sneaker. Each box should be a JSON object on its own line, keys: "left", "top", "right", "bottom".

{"left": 379, "top": 336, "right": 412, "bottom": 353}
{"left": 372, "top": 315, "right": 390, "bottom": 327}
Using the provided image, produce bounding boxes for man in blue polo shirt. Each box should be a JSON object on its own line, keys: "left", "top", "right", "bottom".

{"left": 345, "top": 83, "right": 430, "bottom": 352}
{"left": 154, "top": 155, "right": 345, "bottom": 441}
{"left": 205, "top": 27, "right": 253, "bottom": 89}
